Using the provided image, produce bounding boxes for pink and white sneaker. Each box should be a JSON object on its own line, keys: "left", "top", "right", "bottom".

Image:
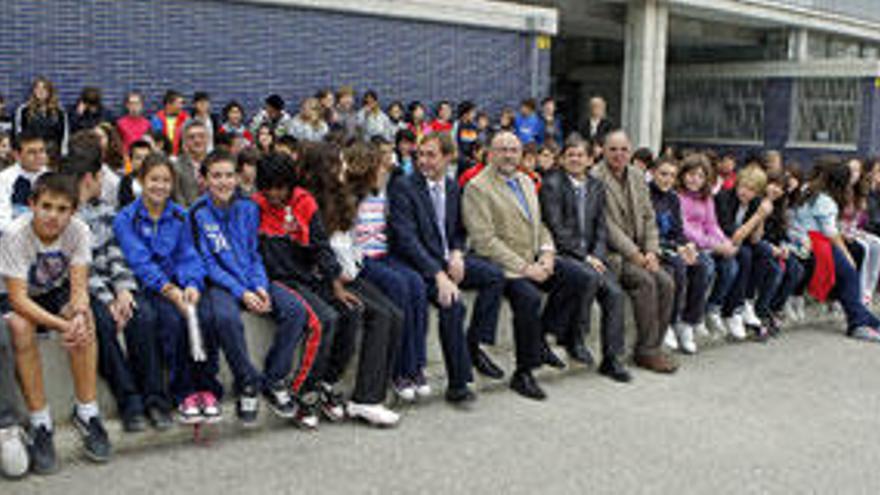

{"left": 178, "top": 393, "right": 203, "bottom": 424}
{"left": 199, "top": 391, "right": 223, "bottom": 423}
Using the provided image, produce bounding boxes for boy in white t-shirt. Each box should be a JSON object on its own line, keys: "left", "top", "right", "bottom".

{"left": 0, "top": 172, "right": 111, "bottom": 475}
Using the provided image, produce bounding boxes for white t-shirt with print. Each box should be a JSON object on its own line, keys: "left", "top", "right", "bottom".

{"left": 0, "top": 213, "right": 92, "bottom": 296}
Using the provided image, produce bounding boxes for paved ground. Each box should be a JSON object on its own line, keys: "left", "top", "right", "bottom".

{"left": 9, "top": 321, "right": 880, "bottom": 494}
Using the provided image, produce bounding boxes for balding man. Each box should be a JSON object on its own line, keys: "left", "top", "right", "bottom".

{"left": 581, "top": 97, "right": 613, "bottom": 145}
{"left": 463, "top": 132, "right": 590, "bottom": 400}
{"left": 592, "top": 130, "right": 678, "bottom": 373}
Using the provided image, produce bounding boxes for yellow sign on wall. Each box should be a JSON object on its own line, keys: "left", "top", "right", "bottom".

{"left": 537, "top": 35, "right": 552, "bottom": 50}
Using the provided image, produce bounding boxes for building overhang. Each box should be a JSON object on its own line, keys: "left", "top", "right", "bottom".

{"left": 237, "top": 0, "right": 559, "bottom": 35}
{"left": 668, "top": 0, "right": 880, "bottom": 43}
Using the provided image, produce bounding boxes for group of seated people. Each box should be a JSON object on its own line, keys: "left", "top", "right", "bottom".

{"left": 2, "top": 85, "right": 880, "bottom": 482}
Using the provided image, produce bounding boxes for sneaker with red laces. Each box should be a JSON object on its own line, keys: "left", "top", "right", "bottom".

{"left": 178, "top": 394, "right": 203, "bottom": 424}
{"left": 199, "top": 392, "right": 222, "bottom": 423}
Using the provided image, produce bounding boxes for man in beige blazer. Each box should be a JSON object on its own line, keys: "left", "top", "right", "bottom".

{"left": 463, "top": 131, "right": 590, "bottom": 400}
{"left": 592, "top": 130, "right": 678, "bottom": 373}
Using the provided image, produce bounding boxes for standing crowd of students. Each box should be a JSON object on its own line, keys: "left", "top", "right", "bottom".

{"left": 2, "top": 78, "right": 880, "bottom": 481}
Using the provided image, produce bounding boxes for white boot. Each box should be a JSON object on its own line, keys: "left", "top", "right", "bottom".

{"left": 693, "top": 321, "right": 710, "bottom": 338}
{"left": 664, "top": 326, "right": 679, "bottom": 350}
{"left": 741, "top": 301, "right": 762, "bottom": 327}
{"left": 792, "top": 296, "right": 806, "bottom": 321}
{"left": 675, "top": 323, "right": 697, "bottom": 354}
{"left": 706, "top": 309, "right": 727, "bottom": 337}
{"left": 725, "top": 314, "right": 747, "bottom": 340}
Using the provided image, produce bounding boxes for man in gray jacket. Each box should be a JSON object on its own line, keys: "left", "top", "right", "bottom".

{"left": 592, "top": 130, "right": 678, "bottom": 374}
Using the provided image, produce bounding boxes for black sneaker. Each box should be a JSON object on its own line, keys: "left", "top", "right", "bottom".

{"left": 317, "top": 382, "right": 345, "bottom": 422}
{"left": 146, "top": 405, "right": 174, "bottom": 431}
{"left": 263, "top": 382, "right": 296, "bottom": 419}
{"left": 290, "top": 397, "right": 319, "bottom": 430}
{"left": 121, "top": 411, "right": 147, "bottom": 433}
{"left": 237, "top": 386, "right": 260, "bottom": 427}
{"left": 27, "top": 425, "right": 57, "bottom": 475}
{"left": 70, "top": 412, "right": 112, "bottom": 463}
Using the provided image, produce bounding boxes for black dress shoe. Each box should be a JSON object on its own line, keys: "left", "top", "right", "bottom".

{"left": 122, "top": 412, "right": 148, "bottom": 433}
{"left": 471, "top": 345, "right": 505, "bottom": 379}
{"left": 542, "top": 342, "right": 567, "bottom": 369}
{"left": 445, "top": 387, "right": 477, "bottom": 406}
{"left": 598, "top": 357, "right": 632, "bottom": 383}
{"left": 565, "top": 342, "right": 595, "bottom": 367}
{"left": 509, "top": 370, "right": 547, "bottom": 400}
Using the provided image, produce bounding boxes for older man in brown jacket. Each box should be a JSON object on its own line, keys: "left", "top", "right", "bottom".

{"left": 592, "top": 130, "right": 678, "bottom": 373}
{"left": 463, "top": 131, "right": 590, "bottom": 400}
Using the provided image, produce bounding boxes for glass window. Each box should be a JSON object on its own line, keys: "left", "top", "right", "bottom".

{"left": 791, "top": 78, "right": 861, "bottom": 145}
{"left": 664, "top": 78, "right": 764, "bottom": 142}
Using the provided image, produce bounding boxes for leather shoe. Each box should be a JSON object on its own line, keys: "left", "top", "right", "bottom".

{"left": 565, "top": 342, "right": 595, "bottom": 367}
{"left": 541, "top": 342, "right": 567, "bottom": 369}
{"left": 509, "top": 369, "right": 546, "bottom": 400}
{"left": 634, "top": 353, "right": 679, "bottom": 374}
{"left": 471, "top": 345, "right": 504, "bottom": 379}
{"left": 445, "top": 387, "right": 477, "bottom": 406}
{"left": 598, "top": 356, "right": 632, "bottom": 383}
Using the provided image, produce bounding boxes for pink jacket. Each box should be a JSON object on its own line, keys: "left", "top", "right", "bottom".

{"left": 678, "top": 190, "right": 729, "bottom": 250}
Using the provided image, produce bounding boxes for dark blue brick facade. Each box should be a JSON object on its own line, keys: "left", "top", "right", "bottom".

{"left": 0, "top": 0, "right": 547, "bottom": 118}
{"left": 673, "top": 77, "right": 880, "bottom": 167}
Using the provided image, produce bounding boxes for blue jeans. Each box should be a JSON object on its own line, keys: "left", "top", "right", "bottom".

{"left": 830, "top": 246, "right": 880, "bottom": 331}
{"left": 203, "top": 283, "right": 310, "bottom": 395}
{"left": 139, "top": 290, "right": 222, "bottom": 404}
{"left": 706, "top": 253, "right": 739, "bottom": 315}
{"left": 768, "top": 256, "right": 805, "bottom": 314}
{"left": 360, "top": 257, "right": 427, "bottom": 381}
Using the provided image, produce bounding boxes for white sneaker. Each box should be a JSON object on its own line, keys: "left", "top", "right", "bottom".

{"left": 346, "top": 402, "right": 400, "bottom": 427}
{"left": 784, "top": 299, "right": 798, "bottom": 322}
{"left": 414, "top": 374, "right": 432, "bottom": 399}
{"left": 393, "top": 380, "right": 417, "bottom": 403}
{"left": 693, "top": 322, "right": 710, "bottom": 338}
{"left": 791, "top": 296, "right": 806, "bottom": 321}
{"left": 674, "top": 323, "right": 697, "bottom": 354}
{"left": 664, "top": 326, "right": 679, "bottom": 350}
{"left": 741, "top": 301, "right": 762, "bottom": 327}
{"left": 0, "top": 425, "right": 28, "bottom": 479}
{"left": 706, "top": 310, "right": 727, "bottom": 337}
{"left": 725, "top": 314, "right": 747, "bottom": 340}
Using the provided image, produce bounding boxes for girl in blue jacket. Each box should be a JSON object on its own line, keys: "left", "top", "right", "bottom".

{"left": 114, "top": 153, "right": 222, "bottom": 424}
{"left": 189, "top": 150, "right": 321, "bottom": 428}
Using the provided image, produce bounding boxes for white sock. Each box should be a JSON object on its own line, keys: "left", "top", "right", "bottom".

{"left": 30, "top": 407, "right": 52, "bottom": 431}
{"left": 75, "top": 401, "right": 100, "bottom": 423}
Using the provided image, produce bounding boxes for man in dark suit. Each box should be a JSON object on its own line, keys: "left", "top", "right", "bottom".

{"left": 581, "top": 96, "right": 614, "bottom": 145}
{"left": 540, "top": 136, "right": 631, "bottom": 382}
{"left": 388, "top": 133, "right": 506, "bottom": 405}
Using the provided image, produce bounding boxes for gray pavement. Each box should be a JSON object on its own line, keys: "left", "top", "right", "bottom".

{"left": 9, "top": 322, "right": 880, "bottom": 495}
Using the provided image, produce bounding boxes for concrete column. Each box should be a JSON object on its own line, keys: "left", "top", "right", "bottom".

{"left": 622, "top": 0, "right": 668, "bottom": 151}
{"left": 788, "top": 28, "right": 810, "bottom": 61}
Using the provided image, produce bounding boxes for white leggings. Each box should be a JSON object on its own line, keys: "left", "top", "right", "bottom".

{"left": 853, "top": 231, "right": 880, "bottom": 301}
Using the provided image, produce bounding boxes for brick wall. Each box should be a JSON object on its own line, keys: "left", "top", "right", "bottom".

{"left": 0, "top": 0, "right": 546, "bottom": 118}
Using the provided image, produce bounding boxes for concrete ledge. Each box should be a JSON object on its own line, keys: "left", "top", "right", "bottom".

{"left": 19, "top": 296, "right": 848, "bottom": 463}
